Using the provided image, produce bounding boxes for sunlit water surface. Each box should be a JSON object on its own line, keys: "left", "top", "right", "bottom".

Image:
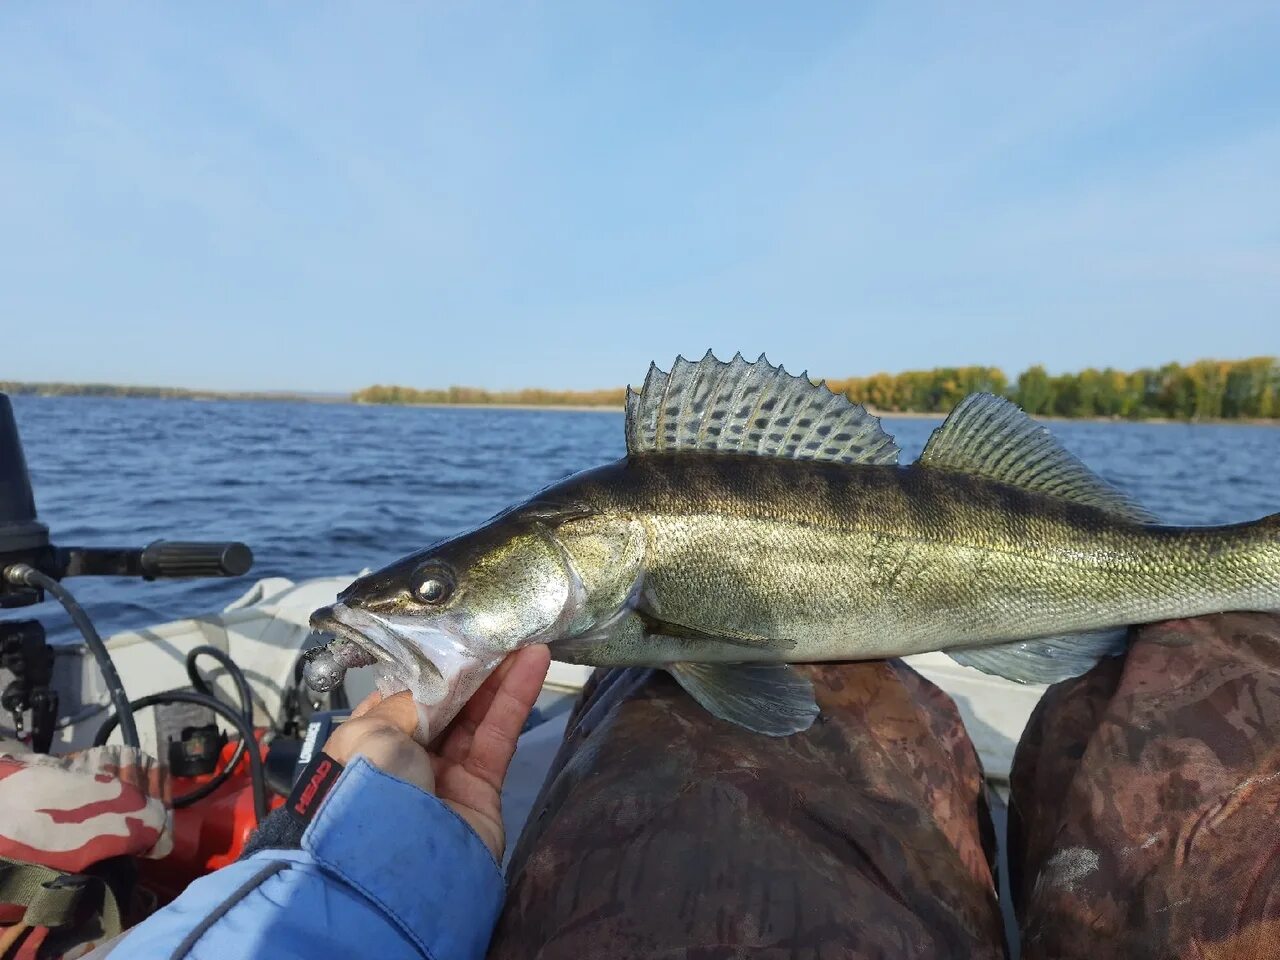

{"left": 8, "top": 395, "right": 1279, "bottom": 642}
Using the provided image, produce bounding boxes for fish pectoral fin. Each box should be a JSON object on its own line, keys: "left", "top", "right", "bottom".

{"left": 947, "top": 628, "right": 1130, "bottom": 684}
{"left": 636, "top": 609, "right": 797, "bottom": 652}
{"left": 667, "top": 662, "right": 819, "bottom": 736}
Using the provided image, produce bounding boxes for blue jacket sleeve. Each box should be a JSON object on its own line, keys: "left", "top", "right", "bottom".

{"left": 108, "top": 758, "right": 506, "bottom": 960}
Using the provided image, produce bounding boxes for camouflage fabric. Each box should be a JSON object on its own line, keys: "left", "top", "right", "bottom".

{"left": 493, "top": 612, "right": 1280, "bottom": 959}
{"left": 0, "top": 745, "right": 168, "bottom": 959}
{"left": 492, "top": 662, "right": 1006, "bottom": 959}
{"left": 1010, "top": 612, "right": 1280, "bottom": 959}
{"left": 0, "top": 745, "right": 172, "bottom": 872}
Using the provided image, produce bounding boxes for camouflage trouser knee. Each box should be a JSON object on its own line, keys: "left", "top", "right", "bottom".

{"left": 1010, "top": 612, "right": 1280, "bottom": 959}
{"left": 490, "top": 612, "right": 1280, "bottom": 960}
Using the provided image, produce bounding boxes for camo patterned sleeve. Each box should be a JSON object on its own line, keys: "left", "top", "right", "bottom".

{"left": 1009, "top": 612, "right": 1280, "bottom": 960}
{"left": 490, "top": 662, "right": 1007, "bottom": 959}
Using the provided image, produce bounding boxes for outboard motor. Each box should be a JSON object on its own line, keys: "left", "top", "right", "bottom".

{"left": 0, "top": 393, "right": 253, "bottom": 751}
{"left": 0, "top": 394, "right": 51, "bottom": 608}
{"left": 0, "top": 392, "right": 282, "bottom": 953}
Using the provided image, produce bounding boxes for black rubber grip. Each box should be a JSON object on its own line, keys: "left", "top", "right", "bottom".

{"left": 139, "top": 541, "right": 254, "bottom": 579}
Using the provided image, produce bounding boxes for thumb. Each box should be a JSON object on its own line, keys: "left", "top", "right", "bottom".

{"left": 361, "top": 690, "right": 422, "bottom": 737}
{"left": 324, "top": 693, "right": 437, "bottom": 796}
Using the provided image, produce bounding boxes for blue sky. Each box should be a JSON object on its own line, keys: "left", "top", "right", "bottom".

{"left": 2, "top": 3, "right": 1277, "bottom": 392}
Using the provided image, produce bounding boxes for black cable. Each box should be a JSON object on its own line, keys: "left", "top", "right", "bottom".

{"left": 94, "top": 689, "right": 268, "bottom": 823}
{"left": 186, "top": 645, "right": 254, "bottom": 720}
{"left": 179, "top": 646, "right": 254, "bottom": 807}
{"left": 5, "top": 564, "right": 139, "bottom": 749}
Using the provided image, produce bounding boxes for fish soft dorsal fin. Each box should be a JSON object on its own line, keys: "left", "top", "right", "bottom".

{"left": 919, "top": 393, "right": 1158, "bottom": 523}
{"left": 625, "top": 351, "right": 900, "bottom": 465}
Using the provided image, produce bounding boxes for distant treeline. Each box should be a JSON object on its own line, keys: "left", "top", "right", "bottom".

{"left": 356, "top": 357, "right": 1279, "bottom": 421}
{"left": 829, "top": 357, "right": 1279, "bottom": 420}
{"left": 0, "top": 381, "right": 339, "bottom": 403}
{"left": 352, "top": 384, "right": 629, "bottom": 408}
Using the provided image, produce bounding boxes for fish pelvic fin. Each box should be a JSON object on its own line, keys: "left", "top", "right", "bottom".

{"left": 625, "top": 350, "right": 900, "bottom": 466}
{"left": 919, "top": 393, "right": 1158, "bottom": 523}
{"left": 667, "top": 662, "right": 819, "bottom": 736}
{"left": 947, "top": 628, "right": 1130, "bottom": 685}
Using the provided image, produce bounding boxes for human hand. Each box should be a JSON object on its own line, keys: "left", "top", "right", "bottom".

{"left": 322, "top": 644, "right": 551, "bottom": 859}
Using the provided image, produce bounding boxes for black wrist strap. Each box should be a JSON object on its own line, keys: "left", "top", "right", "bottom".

{"left": 238, "top": 807, "right": 304, "bottom": 858}
{"left": 286, "top": 751, "right": 345, "bottom": 828}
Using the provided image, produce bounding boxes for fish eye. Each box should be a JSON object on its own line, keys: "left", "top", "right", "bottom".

{"left": 412, "top": 566, "right": 455, "bottom": 606}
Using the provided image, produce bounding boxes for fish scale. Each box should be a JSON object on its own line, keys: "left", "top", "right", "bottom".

{"left": 560, "top": 456, "right": 1273, "bottom": 656}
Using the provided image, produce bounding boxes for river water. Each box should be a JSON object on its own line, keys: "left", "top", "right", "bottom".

{"left": 6, "top": 395, "right": 1279, "bottom": 642}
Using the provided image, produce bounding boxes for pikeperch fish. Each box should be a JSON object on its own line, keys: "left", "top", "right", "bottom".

{"left": 307, "top": 352, "right": 1280, "bottom": 736}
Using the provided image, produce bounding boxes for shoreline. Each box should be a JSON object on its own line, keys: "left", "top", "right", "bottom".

{"left": 8, "top": 388, "right": 1276, "bottom": 427}
{"left": 869, "top": 409, "right": 1279, "bottom": 427}
{"left": 354, "top": 400, "right": 624, "bottom": 413}
{"left": 357, "top": 400, "right": 1279, "bottom": 427}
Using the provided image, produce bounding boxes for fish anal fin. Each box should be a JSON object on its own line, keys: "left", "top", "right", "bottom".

{"left": 625, "top": 351, "right": 899, "bottom": 466}
{"left": 668, "top": 662, "right": 819, "bottom": 736}
{"left": 947, "top": 628, "right": 1129, "bottom": 684}
{"left": 919, "top": 393, "right": 1158, "bottom": 523}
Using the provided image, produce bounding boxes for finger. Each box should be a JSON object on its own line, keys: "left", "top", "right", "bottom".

{"left": 350, "top": 690, "right": 385, "bottom": 719}
{"left": 438, "top": 646, "right": 539, "bottom": 763}
{"left": 507, "top": 644, "right": 551, "bottom": 702}
{"left": 440, "top": 645, "right": 548, "bottom": 764}
{"left": 437, "top": 721, "right": 477, "bottom": 766}
{"left": 463, "top": 645, "right": 551, "bottom": 789}
{"left": 455, "top": 648, "right": 527, "bottom": 728}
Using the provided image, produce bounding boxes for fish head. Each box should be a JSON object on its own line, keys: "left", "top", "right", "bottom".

{"left": 310, "top": 511, "right": 583, "bottom": 739}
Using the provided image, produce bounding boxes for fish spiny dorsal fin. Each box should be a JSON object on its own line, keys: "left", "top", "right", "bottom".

{"left": 919, "top": 393, "right": 1159, "bottom": 523}
{"left": 625, "top": 363, "right": 667, "bottom": 452}
{"left": 625, "top": 351, "right": 900, "bottom": 465}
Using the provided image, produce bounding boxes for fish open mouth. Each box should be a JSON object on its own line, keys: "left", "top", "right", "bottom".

{"left": 307, "top": 602, "right": 509, "bottom": 741}
{"left": 311, "top": 605, "right": 401, "bottom": 669}
{"left": 308, "top": 603, "right": 457, "bottom": 704}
